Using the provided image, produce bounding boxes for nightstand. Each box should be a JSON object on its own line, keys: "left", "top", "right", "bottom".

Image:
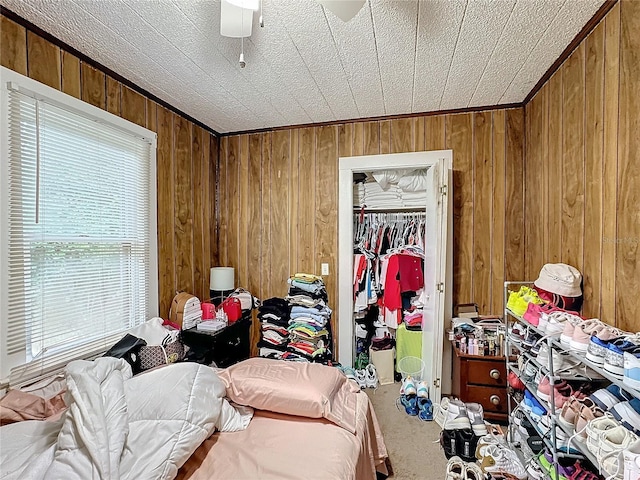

{"left": 181, "top": 315, "right": 252, "bottom": 367}
{"left": 451, "top": 344, "right": 508, "bottom": 422}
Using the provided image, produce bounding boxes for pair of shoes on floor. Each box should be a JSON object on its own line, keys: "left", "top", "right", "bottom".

{"left": 443, "top": 399, "right": 488, "bottom": 436}
{"left": 397, "top": 376, "right": 432, "bottom": 420}
{"left": 445, "top": 456, "right": 483, "bottom": 480}
{"left": 344, "top": 363, "right": 378, "bottom": 389}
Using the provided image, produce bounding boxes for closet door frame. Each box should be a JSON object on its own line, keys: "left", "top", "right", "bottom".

{"left": 337, "top": 150, "right": 453, "bottom": 401}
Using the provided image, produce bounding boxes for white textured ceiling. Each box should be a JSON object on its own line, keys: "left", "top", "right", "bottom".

{"left": 3, "top": 0, "right": 605, "bottom": 133}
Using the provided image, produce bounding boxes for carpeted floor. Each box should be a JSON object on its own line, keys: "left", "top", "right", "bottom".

{"left": 366, "top": 382, "right": 448, "bottom": 480}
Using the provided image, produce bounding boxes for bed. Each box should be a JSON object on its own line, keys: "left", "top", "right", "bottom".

{"left": 178, "top": 384, "right": 388, "bottom": 480}
{"left": 0, "top": 357, "right": 388, "bottom": 480}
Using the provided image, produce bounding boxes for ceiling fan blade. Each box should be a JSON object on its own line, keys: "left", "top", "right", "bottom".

{"left": 318, "top": 0, "right": 366, "bottom": 22}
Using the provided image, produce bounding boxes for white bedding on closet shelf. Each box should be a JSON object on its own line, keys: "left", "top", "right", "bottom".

{"left": 0, "top": 358, "right": 251, "bottom": 480}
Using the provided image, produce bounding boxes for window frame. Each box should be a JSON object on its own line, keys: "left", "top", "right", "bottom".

{"left": 0, "top": 66, "right": 159, "bottom": 385}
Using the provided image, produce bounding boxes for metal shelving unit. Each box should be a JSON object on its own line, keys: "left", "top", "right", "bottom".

{"left": 504, "top": 281, "right": 640, "bottom": 479}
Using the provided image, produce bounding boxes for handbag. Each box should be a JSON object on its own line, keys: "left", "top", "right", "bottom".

{"left": 229, "top": 288, "right": 261, "bottom": 311}
{"left": 221, "top": 296, "right": 242, "bottom": 323}
{"left": 103, "top": 334, "right": 147, "bottom": 374}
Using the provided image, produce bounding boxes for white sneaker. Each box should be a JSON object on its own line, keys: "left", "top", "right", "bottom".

{"left": 623, "top": 438, "right": 640, "bottom": 480}
{"left": 586, "top": 414, "right": 619, "bottom": 456}
{"left": 354, "top": 369, "right": 367, "bottom": 389}
{"left": 444, "top": 399, "right": 472, "bottom": 430}
{"left": 365, "top": 364, "right": 378, "bottom": 388}
{"left": 480, "top": 445, "right": 527, "bottom": 479}
{"left": 434, "top": 397, "right": 450, "bottom": 428}
{"left": 445, "top": 456, "right": 465, "bottom": 480}
{"left": 400, "top": 376, "right": 417, "bottom": 396}
{"left": 466, "top": 402, "right": 488, "bottom": 436}
{"left": 464, "top": 462, "right": 484, "bottom": 480}
{"left": 597, "top": 426, "right": 638, "bottom": 480}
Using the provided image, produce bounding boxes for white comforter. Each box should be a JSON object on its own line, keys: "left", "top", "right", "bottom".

{"left": 0, "top": 358, "right": 232, "bottom": 480}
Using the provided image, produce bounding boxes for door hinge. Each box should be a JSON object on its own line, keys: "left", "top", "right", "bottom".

{"left": 436, "top": 282, "right": 444, "bottom": 293}
{"left": 440, "top": 185, "right": 448, "bottom": 196}
{"left": 433, "top": 378, "right": 441, "bottom": 388}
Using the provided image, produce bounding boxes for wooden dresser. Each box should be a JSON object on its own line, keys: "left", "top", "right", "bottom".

{"left": 451, "top": 344, "right": 508, "bottom": 422}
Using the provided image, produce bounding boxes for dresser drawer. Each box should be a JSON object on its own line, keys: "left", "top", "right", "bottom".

{"left": 465, "top": 385, "right": 508, "bottom": 414}
{"left": 467, "top": 360, "right": 506, "bottom": 386}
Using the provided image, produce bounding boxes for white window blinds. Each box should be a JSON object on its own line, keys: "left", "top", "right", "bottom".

{"left": 1, "top": 69, "right": 158, "bottom": 385}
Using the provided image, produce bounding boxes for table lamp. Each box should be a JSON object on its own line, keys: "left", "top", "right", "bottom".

{"left": 210, "top": 267, "right": 235, "bottom": 306}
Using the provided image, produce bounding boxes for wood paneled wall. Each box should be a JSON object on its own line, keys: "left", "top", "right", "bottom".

{"left": 219, "top": 110, "right": 525, "bottom": 354}
{"left": 524, "top": 0, "right": 640, "bottom": 332}
{"left": 1, "top": 14, "right": 218, "bottom": 318}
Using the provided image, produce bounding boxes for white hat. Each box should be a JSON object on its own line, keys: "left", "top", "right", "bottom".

{"left": 534, "top": 263, "right": 582, "bottom": 297}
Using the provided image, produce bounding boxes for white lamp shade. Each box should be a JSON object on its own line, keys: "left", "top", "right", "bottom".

{"left": 318, "top": 0, "right": 366, "bottom": 22}
{"left": 220, "top": 0, "right": 254, "bottom": 38}
{"left": 210, "top": 267, "right": 235, "bottom": 291}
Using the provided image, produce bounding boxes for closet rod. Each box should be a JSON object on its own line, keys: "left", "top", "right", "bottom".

{"left": 353, "top": 206, "right": 426, "bottom": 213}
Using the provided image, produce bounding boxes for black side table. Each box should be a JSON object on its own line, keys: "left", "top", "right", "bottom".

{"left": 181, "top": 314, "right": 252, "bottom": 368}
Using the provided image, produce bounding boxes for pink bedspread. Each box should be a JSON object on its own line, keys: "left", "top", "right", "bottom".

{"left": 177, "top": 391, "right": 388, "bottom": 480}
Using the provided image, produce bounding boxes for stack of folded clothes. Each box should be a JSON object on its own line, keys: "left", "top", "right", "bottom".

{"left": 285, "top": 273, "right": 333, "bottom": 363}
{"left": 257, "top": 297, "right": 291, "bottom": 359}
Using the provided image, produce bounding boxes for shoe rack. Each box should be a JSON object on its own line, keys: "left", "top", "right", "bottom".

{"left": 503, "top": 281, "right": 640, "bottom": 479}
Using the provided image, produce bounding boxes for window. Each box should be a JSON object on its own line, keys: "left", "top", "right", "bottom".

{"left": 0, "top": 67, "right": 158, "bottom": 384}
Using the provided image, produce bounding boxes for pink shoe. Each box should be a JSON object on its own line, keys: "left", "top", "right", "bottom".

{"left": 570, "top": 319, "right": 605, "bottom": 354}
{"left": 559, "top": 312, "right": 585, "bottom": 347}
{"left": 523, "top": 303, "right": 559, "bottom": 327}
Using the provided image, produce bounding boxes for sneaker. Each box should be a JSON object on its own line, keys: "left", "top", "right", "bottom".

{"left": 400, "top": 376, "right": 417, "bottom": 396}
{"left": 558, "top": 396, "right": 592, "bottom": 432}
{"left": 527, "top": 460, "right": 546, "bottom": 480}
{"left": 570, "top": 402, "right": 605, "bottom": 446}
{"left": 585, "top": 414, "right": 620, "bottom": 456}
{"left": 434, "top": 397, "right": 450, "bottom": 428}
{"left": 570, "top": 319, "right": 605, "bottom": 354}
{"left": 454, "top": 428, "right": 479, "bottom": 462}
{"left": 538, "top": 449, "right": 577, "bottom": 480}
{"left": 568, "top": 462, "right": 600, "bottom": 480}
{"left": 445, "top": 456, "right": 465, "bottom": 480}
{"left": 546, "top": 311, "right": 573, "bottom": 336}
{"left": 444, "top": 399, "right": 472, "bottom": 430}
{"left": 364, "top": 364, "right": 378, "bottom": 388}
{"left": 586, "top": 327, "right": 626, "bottom": 364}
{"left": 625, "top": 348, "right": 640, "bottom": 391}
{"left": 604, "top": 339, "right": 639, "bottom": 378}
{"left": 623, "top": 439, "right": 640, "bottom": 480}
{"left": 464, "top": 462, "right": 485, "bottom": 480}
{"left": 609, "top": 398, "right": 640, "bottom": 435}
{"left": 354, "top": 369, "right": 367, "bottom": 388}
{"left": 589, "top": 385, "right": 626, "bottom": 412}
{"left": 596, "top": 426, "right": 638, "bottom": 480}
{"left": 397, "top": 394, "right": 418, "bottom": 416}
{"left": 417, "top": 396, "right": 433, "bottom": 421}
{"left": 475, "top": 432, "right": 504, "bottom": 459}
{"left": 480, "top": 444, "right": 527, "bottom": 479}
{"left": 522, "top": 330, "right": 541, "bottom": 351}
{"left": 559, "top": 313, "right": 584, "bottom": 347}
{"left": 522, "top": 389, "right": 547, "bottom": 420}
{"left": 466, "top": 402, "right": 488, "bottom": 436}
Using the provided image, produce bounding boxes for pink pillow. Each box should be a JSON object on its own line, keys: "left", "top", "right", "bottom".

{"left": 217, "top": 358, "right": 360, "bottom": 433}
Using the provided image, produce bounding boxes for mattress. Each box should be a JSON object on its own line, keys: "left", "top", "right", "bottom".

{"left": 177, "top": 390, "right": 388, "bottom": 480}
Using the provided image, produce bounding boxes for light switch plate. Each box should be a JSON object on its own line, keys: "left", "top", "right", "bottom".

{"left": 321, "top": 263, "right": 329, "bottom": 275}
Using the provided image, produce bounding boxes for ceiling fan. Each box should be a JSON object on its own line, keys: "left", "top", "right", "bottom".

{"left": 223, "top": 0, "right": 367, "bottom": 25}
{"left": 221, "top": 0, "right": 367, "bottom": 67}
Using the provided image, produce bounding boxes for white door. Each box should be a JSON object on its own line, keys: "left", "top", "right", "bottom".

{"left": 420, "top": 159, "right": 450, "bottom": 402}
{"left": 337, "top": 151, "right": 452, "bottom": 399}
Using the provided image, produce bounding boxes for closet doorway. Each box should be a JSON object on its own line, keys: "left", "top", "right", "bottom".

{"left": 337, "top": 151, "right": 453, "bottom": 402}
